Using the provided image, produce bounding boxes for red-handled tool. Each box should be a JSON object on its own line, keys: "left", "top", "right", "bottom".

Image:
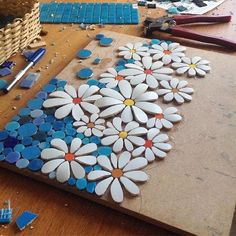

{"left": 144, "top": 15, "right": 236, "bottom": 50}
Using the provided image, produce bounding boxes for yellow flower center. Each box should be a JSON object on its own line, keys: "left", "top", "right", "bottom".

{"left": 124, "top": 99, "right": 135, "bottom": 106}
{"left": 129, "top": 49, "right": 136, "bottom": 53}
{"left": 189, "top": 64, "right": 196, "bottom": 68}
{"left": 87, "top": 122, "right": 95, "bottom": 128}
{"left": 112, "top": 168, "right": 123, "bottom": 178}
{"left": 119, "top": 131, "right": 128, "bottom": 139}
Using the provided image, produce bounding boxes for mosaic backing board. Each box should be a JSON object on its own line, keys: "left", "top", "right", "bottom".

{"left": 0, "top": 31, "right": 236, "bottom": 235}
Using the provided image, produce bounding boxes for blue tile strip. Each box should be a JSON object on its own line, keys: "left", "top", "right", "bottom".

{"left": 40, "top": 3, "right": 139, "bottom": 24}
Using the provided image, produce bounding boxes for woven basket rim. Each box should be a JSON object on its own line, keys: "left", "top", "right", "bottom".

{"left": 0, "top": 1, "right": 39, "bottom": 31}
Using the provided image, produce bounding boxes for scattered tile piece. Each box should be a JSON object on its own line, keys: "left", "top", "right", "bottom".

{"left": 0, "top": 200, "right": 12, "bottom": 224}
{"left": 0, "top": 61, "right": 16, "bottom": 69}
{"left": 100, "top": 37, "right": 113, "bottom": 47}
{"left": 95, "top": 34, "right": 105, "bottom": 40}
{"left": 93, "top": 57, "right": 102, "bottom": 65}
{"left": 0, "top": 68, "right": 11, "bottom": 77}
{"left": 16, "top": 211, "right": 38, "bottom": 231}
{"left": 29, "top": 41, "right": 46, "bottom": 49}
{"left": 77, "top": 68, "right": 93, "bottom": 79}
{"left": 0, "top": 80, "right": 7, "bottom": 90}
{"left": 20, "top": 73, "right": 40, "bottom": 89}
{"left": 76, "top": 49, "right": 92, "bottom": 59}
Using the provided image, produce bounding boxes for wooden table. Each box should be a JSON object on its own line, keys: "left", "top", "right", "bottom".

{"left": 0, "top": 0, "right": 235, "bottom": 235}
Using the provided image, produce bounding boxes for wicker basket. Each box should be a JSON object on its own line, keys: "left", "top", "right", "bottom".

{"left": 0, "top": 0, "right": 41, "bottom": 65}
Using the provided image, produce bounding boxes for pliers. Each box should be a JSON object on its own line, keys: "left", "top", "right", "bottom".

{"left": 144, "top": 15, "right": 236, "bottom": 50}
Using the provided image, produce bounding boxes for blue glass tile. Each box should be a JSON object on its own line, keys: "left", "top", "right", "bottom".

{"left": 86, "top": 182, "right": 96, "bottom": 193}
{"left": 22, "top": 146, "right": 40, "bottom": 160}
{"left": 98, "top": 82, "right": 106, "bottom": 89}
{"left": 47, "top": 130, "right": 54, "bottom": 136}
{"left": 0, "top": 131, "right": 8, "bottom": 141}
{"left": 27, "top": 98, "right": 44, "bottom": 110}
{"left": 22, "top": 136, "right": 33, "bottom": 146}
{"left": 127, "top": 59, "right": 135, "bottom": 64}
{"left": 3, "top": 137, "right": 18, "bottom": 148}
{"left": 68, "top": 177, "right": 76, "bottom": 186}
{"left": 27, "top": 159, "right": 43, "bottom": 171}
{"left": 100, "top": 37, "right": 113, "bottom": 46}
{"left": 90, "top": 136, "right": 101, "bottom": 145}
{"left": 76, "top": 178, "right": 87, "bottom": 190}
{"left": 82, "top": 138, "right": 89, "bottom": 144}
{"left": 42, "top": 84, "right": 56, "bottom": 93}
{"left": 65, "top": 123, "right": 73, "bottom": 129}
{"left": 87, "top": 79, "right": 99, "bottom": 86}
{"left": 65, "top": 128, "right": 76, "bottom": 136}
{"left": 49, "top": 171, "right": 56, "bottom": 179}
{"left": 38, "top": 142, "right": 50, "bottom": 149}
{"left": 6, "top": 152, "right": 21, "bottom": 164}
{"left": 18, "top": 123, "right": 37, "bottom": 137}
{"left": 19, "top": 108, "right": 31, "bottom": 116}
{"left": 92, "top": 151, "right": 98, "bottom": 156}
{"left": 0, "top": 68, "right": 11, "bottom": 77}
{"left": 45, "top": 115, "right": 55, "bottom": 123}
{"left": 0, "top": 142, "right": 3, "bottom": 152}
{"left": 117, "top": 59, "right": 126, "bottom": 66}
{"left": 33, "top": 131, "right": 47, "bottom": 142}
{"left": 76, "top": 133, "right": 84, "bottom": 139}
{"left": 95, "top": 34, "right": 104, "bottom": 40}
{"left": 84, "top": 166, "right": 93, "bottom": 173}
{"left": 32, "top": 140, "right": 40, "bottom": 146}
{"left": 98, "top": 146, "right": 112, "bottom": 156}
{"left": 65, "top": 136, "right": 73, "bottom": 144}
{"left": 49, "top": 78, "right": 58, "bottom": 85}
{"left": 12, "top": 116, "right": 20, "bottom": 121}
{"left": 76, "top": 49, "right": 92, "bottom": 59}
{"left": 151, "top": 39, "right": 161, "bottom": 45}
{"left": 52, "top": 131, "right": 65, "bottom": 139}
{"left": 9, "top": 131, "right": 18, "bottom": 138}
{"left": 5, "top": 121, "right": 20, "bottom": 131}
{"left": 30, "top": 109, "right": 44, "bottom": 118}
{"left": 115, "top": 65, "right": 125, "bottom": 72}
{"left": 64, "top": 116, "right": 73, "bottom": 124}
{"left": 53, "top": 121, "right": 64, "bottom": 130}
{"left": 18, "top": 116, "right": 32, "bottom": 125}
{"left": 46, "top": 137, "right": 53, "bottom": 143}
{"left": 77, "top": 68, "right": 93, "bottom": 79}
{"left": 39, "top": 122, "right": 52, "bottom": 132}
{"left": 36, "top": 91, "right": 48, "bottom": 99}
{"left": 3, "top": 148, "right": 13, "bottom": 156}
{"left": 0, "top": 79, "right": 7, "bottom": 89}
{"left": 14, "top": 144, "right": 25, "bottom": 152}
{"left": 57, "top": 80, "right": 67, "bottom": 87}
{"left": 16, "top": 158, "right": 29, "bottom": 169}
{"left": 0, "top": 155, "right": 5, "bottom": 161}
{"left": 33, "top": 117, "right": 45, "bottom": 126}
{"left": 93, "top": 164, "right": 102, "bottom": 170}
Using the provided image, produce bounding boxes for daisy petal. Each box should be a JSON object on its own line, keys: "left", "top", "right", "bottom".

{"left": 132, "top": 106, "right": 148, "bottom": 123}
{"left": 95, "top": 177, "right": 114, "bottom": 196}
{"left": 95, "top": 97, "right": 123, "bottom": 108}
{"left": 110, "top": 178, "right": 123, "bottom": 203}
{"left": 49, "top": 91, "right": 72, "bottom": 99}
{"left": 102, "top": 135, "right": 119, "bottom": 145}
{"left": 118, "top": 151, "right": 131, "bottom": 169}
{"left": 88, "top": 170, "right": 111, "bottom": 180}
{"left": 71, "top": 161, "right": 85, "bottom": 179}
{"left": 41, "top": 159, "right": 64, "bottom": 174}
{"left": 113, "top": 138, "right": 124, "bottom": 153}
{"left": 131, "top": 83, "right": 148, "bottom": 99}
{"left": 121, "top": 106, "right": 133, "bottom": 123}
{"left": 51, "top": 139, "right": 68, "bottom": 153}
{"left": 55, "top": 104, "right": 73, "bottom": 119}
{"left": 56, "top": 161, "right": 70, "bottom": 183}
{"left": 65, "top": 84, "right": 77, "bottom": 98}
{"left": 41, "top": 148, "right": 65, "bottom": 160}
{"left": 145, "top": 148, "right": 155, "bottom": 162}
{"left": 127, "top": 136, "right": 145, "bottom": 146}
{"left": 70, "top": 138, "right": 82, "bottom": 153}
{"left": 123, "top": 171, "right": 148, "bottom": 182}
{"left": 100, "top": 88, "right": 124, "bottom": 101}
{"left": 80, "top": 102, "right": 99, "bottom": 114}
{"left": 43, "top": 98, "right": 72, "bottom": 108}
{"left": 123, "top": 157, "right": 148, "bottom": 172}
{"left": 98, "top": 155, "right": 113, "bottom": 171}
{"left": 75, "top": 143, "right": 97, "bottom": 155}
{"left": 72, "top": 104, "right": 84, "bottom": 121}
{"left": 120, "top": 177, "right": 139, "bottom": 195}
{"left": 132, "top": 146, "right": 145, "bottom": 157}
{"left": 124, "top": 139, "right": 134, "bottom": 151}
{"left": 135, "top": 102, "right": 162, "bottom": 114}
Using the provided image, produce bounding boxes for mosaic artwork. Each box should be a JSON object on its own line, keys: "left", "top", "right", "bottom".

{"left": 0, "top": 39, "right": 211, "bottom": 203}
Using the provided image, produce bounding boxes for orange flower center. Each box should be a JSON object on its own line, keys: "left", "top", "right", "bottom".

{"left": 87, "top": 122, "right": 95, "bottom": 128}
{"left": 112, "top": 168, "right": 123, "bottom": 178}
{"left": 163, "top": 50, "right": 172, "bottom": 55}
{"left": 155, "top": 113, "right": 164, "bottom": 120}
{"left": 115, "top": 75, "right": 124, "bottom": 81}
{"left": 144, "top": 69, "right": 152, "bottom": 75}
{"left": 172, "top": 88, "right": 178, "bottom": 93}
{"left": 65, "top": 153, "right": 75, "bottom": 161}
{"left": 144, "top": 140, "right": 153, "bottom": 148}
{"left": 73, "top": 98, "right": 81, "bottom": 104}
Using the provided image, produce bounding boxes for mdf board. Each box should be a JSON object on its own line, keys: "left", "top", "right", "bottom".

{"left": 0, "top": 30, "right": 235, "bottom": 236}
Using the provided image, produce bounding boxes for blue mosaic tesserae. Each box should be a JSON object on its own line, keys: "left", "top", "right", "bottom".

{"left": 16, "top": 211, "right": 38, "bottom": 230}
{"left": 0, "top": 77, "right": 113, "bottom": 195}
{"left": 0, "top": 201, "right": 12, "bottom": 224}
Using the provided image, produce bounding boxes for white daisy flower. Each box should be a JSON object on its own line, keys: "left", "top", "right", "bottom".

{"left": 149, "top": 42, "right": 186, "bottom": 65}
{"left": 118, "top": 42, "right": 149, "bottom": 61}
{"left": 119, "top": 56, "right": 173, "bottom": 89}
{"left": 147, "top": 107, "right": 182, "bottom": 129}
{"left": 41, "top": 138, "right": 97, "bottom": 183}
{"left": 101, "top": 117, "right": 147, "bottom": 153}
{"left": 88, "top": 151, "right": 148, "bottom": 203}
{"left": 157, "top": 78, "right": 194, "bottom": 104}
{"left": 172, "top": 56, "right": 211, "bottom": 77}
{"left": 43, "top": 84, "right": 101, "bottom": 121}
{"left": 73, "top": 114, "right": 105, "bottom": 137}
{"left": 95, "top": 80, "right": 161, "bottom": 124}
{"left": 132, "top": 128, "right": 172, "bottom": 162}
{"left": 99, "top": 68, "right": 126, "bottom": 89}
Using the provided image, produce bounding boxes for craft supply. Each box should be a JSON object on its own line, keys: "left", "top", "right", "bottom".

{"left": 16, "top": 211, "right": 38, "bottom": 230}
{"left": 20, "top": 73, "right": 41, "bottom": 89}
{"left": 0, "top": 61, "right": 16, "bottom": 69}
{"left": 29, "top": 41, "right": 47, "bottom": 49}
{"left": 0, "top": 200, "right": 12, "bottom": 224}
{"left": 76, "top": 49, "right": 92, "bottom": 59}
{"left": 99, "top": 37, "right": 113, "bottom": 46}
{"left": 4, "top": 48, "right": 46, "bottom": 93}
{"left": 0, "top": 67, "right": 11, "bottom": 77}
{"left": 93, "top": 57, "right": 102, "bottom": 64}
{"left": 39, "top": 3, "right": 139, "bottom": 24}
{"left": 144, "top": 15, "right": 236, "bottom": 50}
{"left": 0, "top": 79, "right": 7, "bottom": 90}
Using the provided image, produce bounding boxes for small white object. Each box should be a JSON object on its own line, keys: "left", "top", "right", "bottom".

{"left": 147, "top": 106, "right": 182, "bottom": 129}
{"left": 118, "top": 56, "right": 173, "bottom": 89}
{"left": 41, "top": 138, "right": 97, "bottom": 183}
{"left": 96, "top": 80, "right": 160, "bottom": 123}
{"left": 88, "top": 152, "right": 148, "bottom": 203}
{"left": 172, "top": 56, "right": 211, "bottom": 77}
{"left": 118, "top": 42, "right": 149, "bottom": 61}
{"left": 101, "top": 117, "right": 147, "bottom": 153}
{"left": 157, "top": 78, "right": 194, "bottom": 104}
{"left": 132, "top": 128, "right": 172, "bottom": 162}
{"left": 149, "top": 42, "right": 186, "bottom": 65}
{"left": 43, "top": 84, "right": 101, "bottom": 121}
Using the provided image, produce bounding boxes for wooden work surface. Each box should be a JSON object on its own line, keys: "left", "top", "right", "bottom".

{"left": 0, "top": 0, "right": 236, "bottom": 235}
